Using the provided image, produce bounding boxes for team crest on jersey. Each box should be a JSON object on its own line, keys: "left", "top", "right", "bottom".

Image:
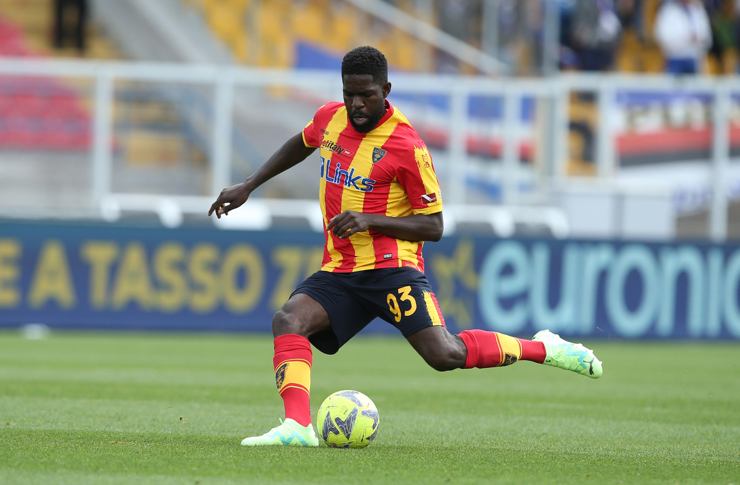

{"left": 372, "top": 147, "right": 386, "bottom": 163}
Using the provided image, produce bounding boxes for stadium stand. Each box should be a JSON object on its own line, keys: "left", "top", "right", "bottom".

{"left": 0, "top": 0, "right": 121, "bottom": 59}
{"left": 0, "top": 0, "right": 737, "bottom": 238}
{"left": 0, "top": 16, "right": 91, "bottom": 151}
{"left": 186, "top": 0, "right": 431, "bottom": 72}
{"left": 1, "top": 0, "right": 214, "bottom": 168}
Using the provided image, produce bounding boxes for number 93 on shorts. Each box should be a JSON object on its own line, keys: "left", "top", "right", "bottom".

{"left": 292, "top": 267, "right": 446, "bottom": 354}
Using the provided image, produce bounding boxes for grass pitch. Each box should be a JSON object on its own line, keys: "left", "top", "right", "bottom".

{"left": 0, "top": 331, "right": 738, "bottom": 484}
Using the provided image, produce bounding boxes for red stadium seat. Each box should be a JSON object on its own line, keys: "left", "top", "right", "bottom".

{"left": 0, "top": 18, "right": 91, "bottom": 151}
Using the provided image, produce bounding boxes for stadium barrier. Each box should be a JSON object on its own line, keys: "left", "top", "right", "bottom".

{"left": 1, "top": 220, "right": 738, "bottom": 340}
{"left": 0, "top": 59, "right": 739, "bottom": 240}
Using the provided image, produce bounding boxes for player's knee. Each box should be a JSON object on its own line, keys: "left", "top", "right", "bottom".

{"left": 272, "top": 309, "right": 307, "bottom": 336}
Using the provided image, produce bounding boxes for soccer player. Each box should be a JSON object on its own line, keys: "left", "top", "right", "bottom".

{"left": 208, "top": 46, "right": 603, "bottom": 447}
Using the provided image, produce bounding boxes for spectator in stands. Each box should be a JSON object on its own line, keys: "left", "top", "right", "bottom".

{"left": 654, "top": 0, "right": 712, "bottom": 74}
{"left": 616, "top": 0, "right": 645, "bottom": 41}
{"left": 734, "top": 0, "right": 740, "bottom": 72}
{"left": 435, "top": 0, "right": 479, "bottom": 73}
{"left": 557, "top": 0, "right": 579, "bottom": 70}
{"left": 706, "top": 0, "right": 736, "bottom": 73}
{"left": 568, "top": 0, "right": 621, "bottom": 71}
{"left": 494, "top": 0, "right": 526, "bottom": 70}
{"left": 52, "top": 0, "right": 89, "bottom": 54}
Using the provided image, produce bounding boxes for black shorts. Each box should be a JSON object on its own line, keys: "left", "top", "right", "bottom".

{"left": 291, "top": 267, "right": 445, "bottom": 354}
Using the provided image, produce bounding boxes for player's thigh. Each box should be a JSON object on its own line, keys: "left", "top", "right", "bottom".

{"left": 291, "top": 271, "right": 374, "bottom": 354}
{"left": 274, "top": 292, "right": 331, "bottom": 337}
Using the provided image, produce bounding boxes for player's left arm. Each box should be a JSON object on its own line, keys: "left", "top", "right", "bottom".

{"left": 327, "top": 211, "right": 443, "bottom": 242}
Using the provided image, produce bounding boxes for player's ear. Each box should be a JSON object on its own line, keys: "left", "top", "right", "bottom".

{"left": 383, "top": 82, "right": 391, "bottom": 98}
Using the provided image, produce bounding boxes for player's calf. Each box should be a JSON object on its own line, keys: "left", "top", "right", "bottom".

{"left": 458, "top": 329, "right": 546, "bottom": 369}
{"left": 407, "top": 327, "right": 467, "bottom": 371}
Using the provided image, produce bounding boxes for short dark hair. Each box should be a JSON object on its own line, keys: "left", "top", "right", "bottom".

{"left": 341, "top": 46, "right": 388, "bottom": 84}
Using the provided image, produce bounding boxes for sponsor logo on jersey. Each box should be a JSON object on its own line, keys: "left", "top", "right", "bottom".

{"left": 372, "top": 147, "right": 386, "bottom": 163}
{"left": 321, "top": 139, "right": 352, "bottom": 156}
{"left": 320, "top": 156, "right": 376, "bottom": 192}
{"left": 421, "top": 192, "right": 437, "bottom": 205}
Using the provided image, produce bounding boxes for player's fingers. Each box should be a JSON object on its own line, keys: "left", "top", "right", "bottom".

{"left": 213, "top": 201, "right": 232, "bottom": 219}
{"left": 208, "top": 200, "right": 221, "bottom": 217}
{"left": 330, "top": 221, "right": 346, "bottom": 236}
{"left": 219, "top": 202, "right": 233, "bottom": 217}
{"left": 336, "top": 222, "right": 356, "bottom": 238}
{"left": 327, "top": 213, "right": 345, "bottom": 229}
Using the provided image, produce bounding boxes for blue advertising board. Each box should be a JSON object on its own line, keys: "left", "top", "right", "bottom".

{"left": 0, "top": 221, "right": 738, "bottom": 339}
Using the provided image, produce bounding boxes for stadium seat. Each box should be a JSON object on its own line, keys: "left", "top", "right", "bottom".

{"left": 0, "top": 16, "right": 92, "bottom": 151}
{"left": 291, "top": 3, "right": 324, "bottom": 45}
{"left": 205, "top": 2, "right": 243, "bottom": 44}
{"left": 187, "top": 0, "right": 433, "bottom": 72}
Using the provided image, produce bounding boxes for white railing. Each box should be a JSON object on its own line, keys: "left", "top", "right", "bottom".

{"left": 0, "top": 58, "right": 737, "bottom": 240}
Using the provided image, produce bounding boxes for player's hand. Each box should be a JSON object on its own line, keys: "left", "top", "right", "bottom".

{"left": 208, "top": 183, "right": 250, "bottom": 219}
{"left": 327, "top": 211, "right": 372, "bottom": 238}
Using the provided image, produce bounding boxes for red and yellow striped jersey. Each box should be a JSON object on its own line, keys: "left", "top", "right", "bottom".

{"left": 302, "top": 101, "right": 443, "bottom": 273}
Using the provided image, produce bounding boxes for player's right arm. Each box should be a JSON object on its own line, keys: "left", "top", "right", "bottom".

{"left": 208, "top": 133, "right": 316, "bottom": 218}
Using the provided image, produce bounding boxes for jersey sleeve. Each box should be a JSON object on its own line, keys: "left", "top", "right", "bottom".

{"left": 301, "top": 120, "right": 321, "bottom": 149}
{"left": 396, "top": 143, "right": 444, "bottom": 215}
{"left": 301, "top": 103, "right": 335, "bottom": 148}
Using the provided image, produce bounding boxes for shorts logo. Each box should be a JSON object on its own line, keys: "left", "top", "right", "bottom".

{"left": 421, "top": 193, "right": 437, "bottom": 205}
{"left": 372, "top": 147, "right": 386, "bottom": 163}
{"left": 275, "top": 363, "right": 287, "bottom": 389}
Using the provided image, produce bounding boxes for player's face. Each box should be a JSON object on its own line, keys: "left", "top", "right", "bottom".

{"left": 342, "top": 74, "right": 391, "bottom": 133}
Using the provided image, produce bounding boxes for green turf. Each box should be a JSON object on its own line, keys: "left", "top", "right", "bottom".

{"left": 0, "top": 331, "right": 738, "bottom": 484}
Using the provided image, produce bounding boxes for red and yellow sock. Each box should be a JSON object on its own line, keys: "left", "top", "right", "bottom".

{"left": 273, "top": 334, "right": 312, "bottom": 426}
{"left": 458, "top": 329, "right": 546, "bottom": 369}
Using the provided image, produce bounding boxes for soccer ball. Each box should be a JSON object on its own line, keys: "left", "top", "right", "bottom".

{"left": 316, "top": 390, "right": 379, "bottom": 448}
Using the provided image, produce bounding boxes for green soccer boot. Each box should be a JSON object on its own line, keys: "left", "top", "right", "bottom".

{"left": 533, "top": 330, "right": 603, "bottom": 379}
{"left": 241, "top": 418, "right": 320, "bottom": 447}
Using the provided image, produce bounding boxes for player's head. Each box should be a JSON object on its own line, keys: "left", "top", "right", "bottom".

{"left": 341, "top": 46, "right": 391, "bottom": 133}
